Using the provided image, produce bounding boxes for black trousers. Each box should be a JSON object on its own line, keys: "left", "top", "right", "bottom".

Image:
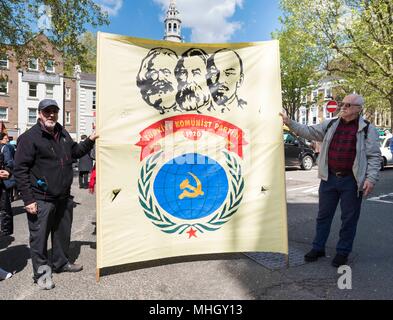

{"left": 79, "top": 171, "right": 89, "bottom": 188}
{"left": 26, "top": 197, "right": 74, "bottom": 280}
{"left": 0, "top": 188, "right": 13, "bottom": 234}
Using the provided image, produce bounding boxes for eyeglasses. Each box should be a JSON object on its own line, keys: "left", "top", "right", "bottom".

{"left": 338, "top": 102, "right": 360, "bottom": 108}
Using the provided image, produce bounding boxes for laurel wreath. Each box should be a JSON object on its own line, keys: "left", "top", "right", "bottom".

{"left": 138, "top": 150, "right": 244, "bottom": 236}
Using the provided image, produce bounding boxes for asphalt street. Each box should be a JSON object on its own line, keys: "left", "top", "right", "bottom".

{"left": 1, "top": 166, "right": 392, "bottom": 300}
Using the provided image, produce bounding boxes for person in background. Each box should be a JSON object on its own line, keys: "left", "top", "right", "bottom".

{"left": 0, "top": 132, "right": 14, "bottom": 237}
{"left": 78, "top": 135, "right": 93, "bottom": 189}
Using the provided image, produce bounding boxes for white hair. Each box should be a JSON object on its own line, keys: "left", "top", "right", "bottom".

{"left": 346, "top": 94, "right": 365, "bottom": 107}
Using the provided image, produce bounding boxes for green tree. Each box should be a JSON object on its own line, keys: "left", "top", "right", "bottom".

{"left": 75, "top": 31, "right": 97, "bottom": 75}
{"left": 272, "top": 23, "right": 321, "bottom": 120}
{"left": 280, "top": 0, "right": 393, "bottom": 130}
{"left": 0, "top": 0, "right": 108, "bottom": 75}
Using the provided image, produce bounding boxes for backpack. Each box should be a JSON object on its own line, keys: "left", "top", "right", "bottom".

{"left": 325, "top": 118, "right": 370, "bottom": 140}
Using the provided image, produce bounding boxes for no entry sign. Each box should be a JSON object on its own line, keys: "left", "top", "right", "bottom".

{"left": 326, "top": 100, "right": 338, "bottom": 113}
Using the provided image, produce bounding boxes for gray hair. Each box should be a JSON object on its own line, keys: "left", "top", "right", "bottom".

{"left": 347, "top": 94, "right": 365, "bottom": 107}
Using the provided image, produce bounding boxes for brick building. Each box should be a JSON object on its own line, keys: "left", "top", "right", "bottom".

{"left": 0, "top": 33, "right": 77, "bottom": 140}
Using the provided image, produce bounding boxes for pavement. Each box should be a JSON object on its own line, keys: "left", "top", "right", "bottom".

{"left": 1, "top": 166, "right": 393, "bottom": 300}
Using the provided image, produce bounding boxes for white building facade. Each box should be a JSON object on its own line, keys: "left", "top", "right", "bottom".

{"left": 18, "top": 70, "right": 64, "bottom": 134}
{"left": 74, "top": 70, "right": 96, "bottom": 140}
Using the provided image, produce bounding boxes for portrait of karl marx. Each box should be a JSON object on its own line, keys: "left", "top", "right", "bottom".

{"left": 137, "top": 47, "right": 178, "bottom": 114}
{"left": 207, "top": 48, "right": 247, "bottom": 112}
{"left": 174, "top": 48, "right": 211, "bottom": 113}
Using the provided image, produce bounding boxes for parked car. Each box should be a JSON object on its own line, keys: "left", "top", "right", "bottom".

{"left": 284, "top": 131, "right": 316, "bottom": 170}
{"left": 380, "top": 134, "right": 393, "bottom": 170}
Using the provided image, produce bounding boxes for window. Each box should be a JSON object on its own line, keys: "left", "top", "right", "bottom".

{"left": 299, "top": 107, "right": 307, "bottom": 125}
{"left": 28, "top": 58, "right": 38, "bottom": 71}
{"left": 65, "top": 111, "right": 71, "bottom": 124}
{"left": 168, "top": 23, "right": 172, "bottom": 32}
{"left": 311, "top": 90, "right": 318, "bottom": 102}
{"left": 375, "top": 112, "right": 381, "bottom": 126}
{"left": 92, "top": 91, "right": 96, "bottom": 109}
{"left": 325, "top": 88, "right": 332, "bottom": 99}
{"left": 28, "top": 108, "right": 38, "bottom": 124}
{"left": 29, "top": 83, "right": 37, "bottom": 97}
{"left": 324, "top": 106, "right": 333, "bottom": 119}
{"left": 45, "top": 60, "right": 55, "bottom": 73}
{"left": 46, "top": 84, "right": 54, "bottom": 98}
{"left": 0, "top": 107, "right": 8, "bottom": 121}
{"left": 310, "top": 106, "right": 318, "bottom": 125}
{"left": 65, "top": 87, "right": 71, "bottom": 101}
{"left": 174, "top": 23, "right": 177, "bottom": 32}
{"left": 0, "top": 54, "right": 8, "bottom": 69}
{"left": 0, "top": 79, "right": 8, "bottom": 95}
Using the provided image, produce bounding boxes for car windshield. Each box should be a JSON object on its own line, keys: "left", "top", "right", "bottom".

{"left": 283, "top": 133, "right": 296, "bottom": 144}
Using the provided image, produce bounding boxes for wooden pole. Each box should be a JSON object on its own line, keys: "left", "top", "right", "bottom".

{"left": 96, "top": 268, "right": 100, "bottom": 282}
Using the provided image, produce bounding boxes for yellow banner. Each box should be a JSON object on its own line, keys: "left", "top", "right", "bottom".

{"left": 96, "top": 32, "right": 287, "bottom": 269}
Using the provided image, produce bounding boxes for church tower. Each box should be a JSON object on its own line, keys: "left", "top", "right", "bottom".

{"left": 164, "top": 0, "right": 182, "bottom": 42}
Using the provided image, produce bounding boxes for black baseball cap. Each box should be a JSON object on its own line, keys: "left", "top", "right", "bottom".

{"left": 38, "top": 99, "right": 60, "bottom": 112}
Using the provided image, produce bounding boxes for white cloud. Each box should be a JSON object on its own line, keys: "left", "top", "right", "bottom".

{"left": 96, "top": 0, "right": 123, "bottom": 16}
{"left": 154, "top": 0, "right": 244, "bottom": 43}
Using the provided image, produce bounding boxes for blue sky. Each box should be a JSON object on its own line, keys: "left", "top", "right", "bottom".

{"left": 92, "top": 0, "right": 283, "bottom": 43}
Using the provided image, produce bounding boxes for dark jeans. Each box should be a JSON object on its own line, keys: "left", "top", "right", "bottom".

{"left": 26, "top": 197, "right": 74, "bottom": 280}
{"left": 0, "top": 188, "right": 13, "bottom": 234}
{"left": 312, "top": 173, "right": 363, "bottom": 256}
{"left": 79, "top": 171, "right": 89, "bottom": 188}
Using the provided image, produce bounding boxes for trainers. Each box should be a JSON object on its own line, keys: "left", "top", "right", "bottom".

{"left": 55, "top": 262, "right": 83, "bottom": 273}
{"left": 331, "top": 254, "right": 348, "bottom": 267}
{"left": 304, "top": 249, "right": 326, "bottom": 262}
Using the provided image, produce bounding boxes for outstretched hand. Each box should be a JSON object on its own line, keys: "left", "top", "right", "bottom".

{"left": 279, "top": 111, "right": 290, "bottom": 126}
{"left": 89, "top": 131, "right": 99, "bottom": 141}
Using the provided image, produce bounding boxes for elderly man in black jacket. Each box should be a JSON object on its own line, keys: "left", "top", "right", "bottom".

{"left": 14, "top": 99, "right": 98, "bottom": 289}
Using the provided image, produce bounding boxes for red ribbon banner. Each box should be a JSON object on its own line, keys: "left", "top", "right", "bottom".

{"left": 135, "top": 115, "right": 247, "bottom": 161}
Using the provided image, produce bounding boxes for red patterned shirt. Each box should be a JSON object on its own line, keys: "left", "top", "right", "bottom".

{"left": 328, "top": 118, "right": 358, "bottom": 172}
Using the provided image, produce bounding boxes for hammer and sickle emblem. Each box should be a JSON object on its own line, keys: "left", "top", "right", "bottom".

{"left": 178, "top": 172, "right": 204, "bottom": 200}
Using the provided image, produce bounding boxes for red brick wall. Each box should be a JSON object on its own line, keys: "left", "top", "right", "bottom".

{"left": 0, "top": 49, "right": 19, "bottom": 140}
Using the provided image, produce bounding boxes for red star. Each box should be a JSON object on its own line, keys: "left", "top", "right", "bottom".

{"left": 186, "top": 227, "right": 197, "bottom": 239}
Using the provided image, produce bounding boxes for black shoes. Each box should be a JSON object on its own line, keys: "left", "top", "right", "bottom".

{"left": 55, "top": 262, "right": 83, "bottom": 273}
{"left": 304, "top": 249, "right": 326, "bottom": 262}
{"left": 0, "top": 230, "right": 12, "bottom": 237}
{"left": 331, "top": 254, "right": 348, "bottom": 267}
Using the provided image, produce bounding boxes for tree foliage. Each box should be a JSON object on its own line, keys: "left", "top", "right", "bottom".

{"left": 0, "top": 0, "right": 108, "bottom": 76}
{"left": 272, "top": 21, "right": 322, "bottom": 119}
{"left": 79, "top": 31, "right": 97, "bottom": 74}
{"left": 279, "top": 0, "right": 393, "bottom": 129}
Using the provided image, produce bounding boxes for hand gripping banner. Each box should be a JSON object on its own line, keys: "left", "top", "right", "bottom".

{"left": 96, "top": 32, "right": 288, "bottom": 269}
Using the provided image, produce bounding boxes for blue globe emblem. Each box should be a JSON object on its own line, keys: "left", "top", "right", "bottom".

{"left": 153, "top": 153, "right": 229, "bottom": 220}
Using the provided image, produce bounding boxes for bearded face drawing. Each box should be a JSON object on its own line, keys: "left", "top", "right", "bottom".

{"left": 174, "top": 48, "right": 211, "bottom": 113}
{"left": 137, "top": 48, "right": 178, "bottom": 114}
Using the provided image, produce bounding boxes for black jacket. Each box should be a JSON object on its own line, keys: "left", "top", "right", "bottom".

{"left": 14, "top": 122, "right": 95, "bottom": 205}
